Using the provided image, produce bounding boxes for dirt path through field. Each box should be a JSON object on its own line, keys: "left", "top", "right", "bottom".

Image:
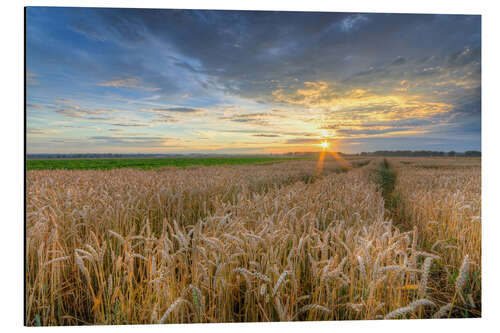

{"left": 376, "top": 158, "right": 410, "bottom": 230}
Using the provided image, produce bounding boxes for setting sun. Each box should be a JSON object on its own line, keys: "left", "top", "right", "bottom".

{"left": 320, "top": 140, "right": 330, "bottom": 149}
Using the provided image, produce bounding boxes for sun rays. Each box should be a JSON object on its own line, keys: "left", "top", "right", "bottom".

{"left": 316, "top": 140, "right": 352, "bottom": 175}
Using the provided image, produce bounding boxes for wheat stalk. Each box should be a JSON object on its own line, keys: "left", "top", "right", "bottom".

{"left": 455, "top": 254, "right": 470, "bottom": 294}
{"left": 384, "top": 299, "right": 435, "bottom": 319}
{"left": 418, "top": 257, "right": 433, "bottom": 296}
{"left": 158, "top": 298, "right": 187, "bottom": 324}
{"left": 433, "top": 303, "right": 452, "bottom": 318}
{"left": 272, "top": 271, "right": 290, "bottom": 297}
{"left": 292, "top": 304, "right": 331, "bottom": 320}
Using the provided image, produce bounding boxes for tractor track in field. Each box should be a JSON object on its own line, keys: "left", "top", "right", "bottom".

{"left": 376, "top": 158, "right": 409, "bottom": 230}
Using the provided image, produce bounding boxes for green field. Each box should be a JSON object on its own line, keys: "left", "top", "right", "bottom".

{"left": 26, "top": 157, "right": 302, "bottom": 170}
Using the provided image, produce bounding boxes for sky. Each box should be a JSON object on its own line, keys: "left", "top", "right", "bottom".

{"left": 26, "top": 7, "right": 481, "bottom": 154}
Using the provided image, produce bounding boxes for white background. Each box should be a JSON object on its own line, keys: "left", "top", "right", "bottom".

{"left": 1, "top": 0, "right": 497, "bottom": 332}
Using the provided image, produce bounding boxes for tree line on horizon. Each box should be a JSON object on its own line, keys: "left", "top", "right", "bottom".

{"left": 286, "top": 150, "right": 481, "bottom": 157}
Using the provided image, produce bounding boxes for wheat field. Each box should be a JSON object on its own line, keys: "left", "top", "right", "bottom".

{"left": 25, "top": 157, "right": 481, "bottom": 325}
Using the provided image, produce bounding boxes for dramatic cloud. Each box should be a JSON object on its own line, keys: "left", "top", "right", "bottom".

{"left": 152, "top": 114, "right": 179, "bottom": 124}
{"left": 27, "top": 128, "right": 46, "bottom": 135}
{"left": 90, "top": 135, "right": 172, "bottom": 145}
{"left": 27, "top": 104, "right": 44, "bottom": 109}
{"left": 55, "top": 108, "right": 115, "bottom": 118}
{"left": 98, "top": 78, "right": 160, "bottom": 91}
{"left": 340, "top": 14, "right": 369, "bottom": 32}
{"left": 53, "top": 98, "right": 73, "bottom": 104}
{"left": 26, "top": 8, "right": 481, "bottom": 154}
{"left": 285, "top": 138, "right": 325, "bottom": 145}
{"left": 26, "top": 71, "right": 39, "bottom": 86}
{"left": 252, "top": 134, "right": 281, "bottom": 137}
{"left": 391, "top": 56, "right": 406, "bottom": 66}
{"left": 218, "top": 111, "right": 289, "bottom": 127}
{"left": 111, "top": 123, "right": 149, "bottom": 127}
{"left": 141, "top": 107, "right": 204, "bottom": 114}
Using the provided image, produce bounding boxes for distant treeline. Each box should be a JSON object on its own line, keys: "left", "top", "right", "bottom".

{"left": 285, "top": 150, "right": 481, "bottom": 157}
{"left": 359, "top": 150, "right": 481, "bottom": 157}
